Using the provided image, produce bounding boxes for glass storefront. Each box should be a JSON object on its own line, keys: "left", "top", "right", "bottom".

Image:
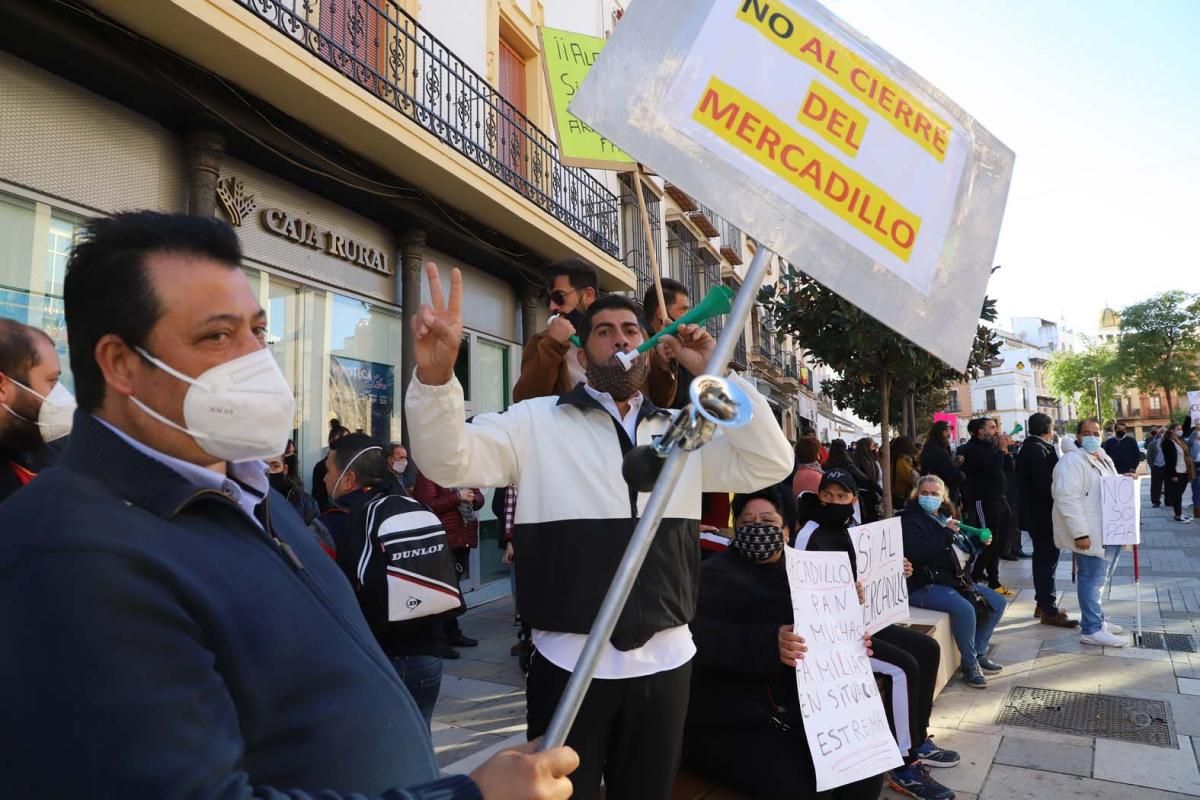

{"left": 0, "top": 185, "right": 517, "bottom": 593}
{"left": 0, "top": 191, "right": 84, "bottom": 390}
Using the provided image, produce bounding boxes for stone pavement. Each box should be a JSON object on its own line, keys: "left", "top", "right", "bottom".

{"left": 434, "top": 479, "right": 1200, "bottom": 797}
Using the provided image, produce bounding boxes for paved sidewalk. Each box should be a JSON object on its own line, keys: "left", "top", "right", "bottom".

{"left": 435, "top": 480, "right": 1200, "bottom": 797}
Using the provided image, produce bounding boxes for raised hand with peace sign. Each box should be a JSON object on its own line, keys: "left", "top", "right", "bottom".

{"left": 412, "top": 262, "right": 463, "bottom": 386}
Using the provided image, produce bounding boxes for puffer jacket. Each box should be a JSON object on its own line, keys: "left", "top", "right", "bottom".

{"left": 1051, "top": 447, "right": 1118, "bottom": 558}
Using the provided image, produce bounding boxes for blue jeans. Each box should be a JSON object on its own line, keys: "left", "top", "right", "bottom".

{"left": 390, "top": 655, "right": 443, "bottom": 728}
{"left": 910, "top": 583, "right": 1006, "bottom": 671}
{"left": 1076, "top": 547, "right": 1120, "bottom": 635}
{"left": 1191, "top": 475, "right": 1200, "bottom": 510}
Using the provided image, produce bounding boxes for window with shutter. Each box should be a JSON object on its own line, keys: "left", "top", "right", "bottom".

{"left": 319, "top": 0, "right": 387, "bottom": 94}
{"left": 497, "top": 40, "right": 528, "bottom": 181}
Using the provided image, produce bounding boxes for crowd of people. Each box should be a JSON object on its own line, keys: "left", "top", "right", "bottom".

{"left": 0, "top": 210, "right": 1193, "bottom": 799}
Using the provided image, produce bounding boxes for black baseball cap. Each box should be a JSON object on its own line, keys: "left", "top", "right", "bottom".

{"left": 820, "top": 468, "right": 858, "bottom": 494}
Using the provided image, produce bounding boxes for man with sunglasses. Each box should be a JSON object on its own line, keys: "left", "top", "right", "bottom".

{"left": 513, "top": 258, "right": 679, "bottom": 405}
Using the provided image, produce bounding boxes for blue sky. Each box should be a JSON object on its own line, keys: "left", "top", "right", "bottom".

{"left": 821, "top": 0, "right": 1200, "bottom": 338}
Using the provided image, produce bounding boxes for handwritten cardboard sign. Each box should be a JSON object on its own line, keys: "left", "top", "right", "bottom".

{"left": 570, "top": 0, "right": 1014, "bottom": 369}
{"left": 539, "top": 26, "right": 635, "bottom": 170}
{"left": 784, "top": 548, "right": 902, "bottom": 790}
{"left": 1101, "top": 475, "right": 1140, "bottom": 546}
{"left": 851, "top": 518, "right": 910, "bottom": 633}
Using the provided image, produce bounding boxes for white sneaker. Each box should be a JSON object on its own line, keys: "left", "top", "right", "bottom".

{"left": 1082, "top": 629, "right": 1128, "bottom": 647}
{"left": 1104, "top": 621, "right": 1125, "bottom": 635}
{"left": 1177, "top": 516, "right": 1193, "bottom": 524}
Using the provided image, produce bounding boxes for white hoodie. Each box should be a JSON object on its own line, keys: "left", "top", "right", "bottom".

{"left": 1051, "top": 445, "right": 1117, "bottom": 558}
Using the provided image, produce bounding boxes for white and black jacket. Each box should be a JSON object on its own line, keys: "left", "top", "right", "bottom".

{"left": 405, "top": 373, "right": 794, "bottom": 651}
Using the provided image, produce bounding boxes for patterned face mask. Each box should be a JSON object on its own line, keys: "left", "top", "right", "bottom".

{"left": 731, "top": 523, "right": 786, "bottom": 562}
{"left": 586, "top": 353, "right": 649, "bottom": 401}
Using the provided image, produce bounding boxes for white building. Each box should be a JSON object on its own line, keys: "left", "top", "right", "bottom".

{"left": 968, "top": 320, "right": 1078, "bottom": 437}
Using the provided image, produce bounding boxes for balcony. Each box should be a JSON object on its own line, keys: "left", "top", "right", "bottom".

{"left": 688, "top": 203, "right": 721, "bottom": 239}
{"left": 731, "top": 335, "right": 748, "bottom": 371}
{"left": 238, "top": 0, "right": 618, "bottom": 257}
{"left": 90, "top": 0, "right": 632, "bottom": 286}
{"left": 717, "top": 215, "right": 744, "bottom": 265}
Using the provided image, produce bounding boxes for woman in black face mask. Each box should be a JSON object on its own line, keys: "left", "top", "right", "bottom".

{"left": 681, "top": 482, "right": 885, "bottom": 800}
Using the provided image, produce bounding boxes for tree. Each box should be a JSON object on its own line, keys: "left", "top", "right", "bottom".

{"left": 759, "top": 266, "right": 1000, "bottom": 515}
{"left": 1044, "top": 343, "right": 1120, "bottom": 423}
{"left": 1115, "top": 291, "right": 1200, "bottom": 417}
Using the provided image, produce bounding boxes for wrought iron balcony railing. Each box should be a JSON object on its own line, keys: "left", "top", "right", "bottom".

{"left": 239, "top": 0, "right": 620, "bottom": 257}
{"left": 731, "top": 335, "right": 748, "bottom": 370}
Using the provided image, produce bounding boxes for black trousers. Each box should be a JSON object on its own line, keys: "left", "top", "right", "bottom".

{"left": 872, "top": 625, "right": 940, "bottom": 763}
{"left": 1151, "top": 466, "right": 1165, "bottom": 506}
{"left": 970, "top": 497, "right": 1013, "bottom": 588}
{"left": 1030, "top": 526, "right": 1061, "bottom": 612}
{"left": 444, "top": 548, "right": 470, "bottom": 637}
{"left": 526, "top": 652, "right": 692, "bottom": 800}
{"left": 1167, "top": 473, "right": 1188, "bottom": 517}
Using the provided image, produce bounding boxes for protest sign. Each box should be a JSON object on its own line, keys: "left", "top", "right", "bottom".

{"left": 1188, "top": 389, "right": 1200, "bottom": 427}
{"left": 570, "top": 0, "right": 1014, "bottom": 370}
{"left": 784, "top": 547, "right": 903, "bottom": 790}
{"left": 851, "top": 518, "right": 909, "bottom": 633}
{"left": 539, "top": 26, "right": 635, "bottom": 170}
{"left": 1101, "top": 475, "right": 1140, "bottom": 546}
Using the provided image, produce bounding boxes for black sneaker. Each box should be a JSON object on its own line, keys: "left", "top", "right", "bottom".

{"left": 889, "top": 764, "right": 956, "bottom": 799}
{"left": 977, "top": 656, "right": 1004, "bottom": 674}
{"left": 915, "top": 737, "right": 961, "bottom": 768}
{"left": 449, "top": 633, "right": 479, "bottom": 648}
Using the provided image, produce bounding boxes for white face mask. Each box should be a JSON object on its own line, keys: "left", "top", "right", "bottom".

{"left": 131, "top": 347, "right": 296, "bottom": 463}
{"left": 390, "top": 459, "right": 407, "bottom": 475}
{"left": 3, "top": 379, "right": 77, "bottom": 442}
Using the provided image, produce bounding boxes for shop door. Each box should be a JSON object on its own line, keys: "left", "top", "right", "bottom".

{"left": 463, "top": 335, "right": 511, "bottom": 593}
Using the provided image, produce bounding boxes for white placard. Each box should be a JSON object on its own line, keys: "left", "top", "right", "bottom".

{"left": 851, "top": 518, "right": 910, "bottom": 633}
{"left": 570, "top": 0, "right": 1014, "bottom": 370}
{"left": 1188, "top": 390, "right": 1200, "bottom": 428}
{"left": 784, "top": 548, "right": 903, "bottom": 790}
{"left": 1101, "top": 475, "right": 1140, "bottom": 546}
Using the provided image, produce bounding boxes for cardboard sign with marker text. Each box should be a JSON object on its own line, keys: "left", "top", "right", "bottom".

{"left": 1101, "top": 475, "right": 1140, "bottom": 546}
{"left": 784, "top": 547, "right": 903, "bottom": 790}
{"left": 851, "top": 518, "right": 910, "bottom": 633}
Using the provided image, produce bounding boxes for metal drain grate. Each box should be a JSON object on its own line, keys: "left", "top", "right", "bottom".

{"left": 1138, "top": 632, "right": 1198, "bottom": 653}
{"left": 996, "top": 686, "right": 1176, "bottom": 747}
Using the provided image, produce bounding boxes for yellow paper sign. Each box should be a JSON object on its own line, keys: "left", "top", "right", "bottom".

{"left": 540, "top": 26, "right": 636, "bottom": 170}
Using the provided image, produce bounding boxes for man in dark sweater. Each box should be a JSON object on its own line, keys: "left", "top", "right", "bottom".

{"left": 1016, "top": 413, "right": 1077, "bottom": 627}
{"left": 1103, "top": 423, "right": 1142, "bottom": 476}
{"left": 0, "top": 212, "right": 575, "bottom": 799}
{"left": 958, "top": 417, "right": 1015, "bottom": 596}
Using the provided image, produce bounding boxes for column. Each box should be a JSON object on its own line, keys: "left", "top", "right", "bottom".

{"left": 520, "top": 283, "right": 541, "bottom": 345}
{"left": 185, "top": 130, "right": 226, "bottom": 217}
{"left": 399, "top": 228, "right": 426, "bottom": 449}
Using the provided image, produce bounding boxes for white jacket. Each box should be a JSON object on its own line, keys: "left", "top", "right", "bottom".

{"left": 1051, "top": 447, "right": 1117, "bottom": 558}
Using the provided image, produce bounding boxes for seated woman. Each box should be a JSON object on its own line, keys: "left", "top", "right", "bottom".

{"left": 682, "top": 483, "right": 884, "bottom": 800}
{"left": 902, "top": 475, "right": 1006, "bottom": 688}
{"left": 795, "top": 471, "right": 959, "bottom": 800}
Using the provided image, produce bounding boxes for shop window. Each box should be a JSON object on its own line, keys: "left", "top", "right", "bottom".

{"left": 329, "top": 294, "right": 403, "bottom": 447}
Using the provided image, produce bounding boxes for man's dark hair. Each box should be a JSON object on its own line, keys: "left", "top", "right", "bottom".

{"left": 576, "top": 294, "right": 645, "bottom": 347}
{"left": 1075, "top": 417, "right": 1100, "bottom": 436}
{"left": 795, "top": 437, "right": 821, "bottom": 464}
{"left": 1028, "top": 413, "right": 1053, "bottom": 437}
{"left": 967, "top": 417, "right": 991, "bottom": 436}
{"left": 642, "top": 278, "right": 689, "bottom": 326}
{"left": 330, "top": 433, "right": 391, "bottom": 490}
{"left": 0, "top": 319, "right": 53, "bottom": 384}
{"left": 548, "top": 258, "right": 598, "bottom": 293}
{"left": 64, "top": 211, "right": 243, "bottom": 412}
{"left": 732, "top": 481, "right": 798, "bottom": 534}
{"left": 387, "top": 441, "right": 406, "bottom": 457}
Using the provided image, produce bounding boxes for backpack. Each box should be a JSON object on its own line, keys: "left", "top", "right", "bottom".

{"left": 339, "top": 493, "right": 465, "bottom": 622}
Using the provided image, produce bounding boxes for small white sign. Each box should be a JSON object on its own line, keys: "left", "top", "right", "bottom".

{"left": 1101, "top": 475, "right": 1140, "bottom": 546}
{"left": 784, "top": 548, "right": 903, "bottom": 790}
{"left": 851, "top": 518, "right": 910, "bottom": 634}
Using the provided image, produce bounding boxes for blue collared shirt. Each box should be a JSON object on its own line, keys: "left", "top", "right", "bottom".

{"left": 93, "top": 416, "right": 268, "bottom": 529}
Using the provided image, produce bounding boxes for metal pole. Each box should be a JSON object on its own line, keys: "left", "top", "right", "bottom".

{"left": 541, "top": 244, "right": 774, "bottom": 750}
{"left": 1134, "top": 544, "right": 1142, "bottom": 646}
{"left": 1094, "top": 376, "right": 1103, "bottom": 422}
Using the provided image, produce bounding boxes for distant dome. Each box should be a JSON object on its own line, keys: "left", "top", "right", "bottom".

{"left": 1099, "top": 307, "right": 1120, "bottom": 329}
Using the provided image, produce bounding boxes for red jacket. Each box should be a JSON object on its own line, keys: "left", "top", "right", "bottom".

{"left": 413, "top": 472, "right": 484, "bottom": 550}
